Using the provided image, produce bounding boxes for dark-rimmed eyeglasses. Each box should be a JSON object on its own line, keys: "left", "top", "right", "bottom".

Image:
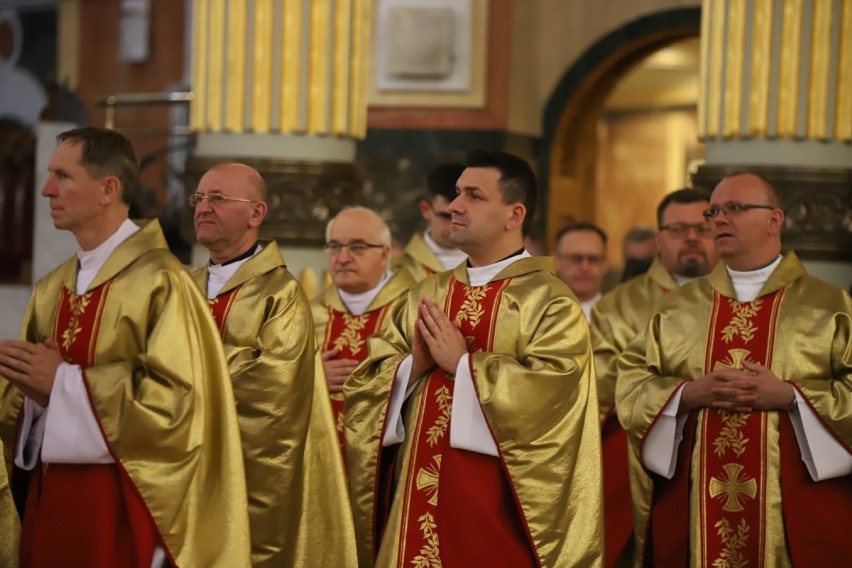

{"left": 188, "top": 192, "right": 260, "bottom": 208}
{"left": 556, "top": 253, "right": 605, "bottom": 265}
{"left": 323, "top": 241, "right": 386, "bottom": 256}
{"left": 702, "top": 203, "right": 775, "bottom": 221}
{"left": 659, "top": 222, "right": 712, "bottom": 237}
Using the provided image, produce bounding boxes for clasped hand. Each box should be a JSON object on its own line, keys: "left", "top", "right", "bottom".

{"left": 0, "top": 338, "right": 65, "bottom": 407}
{"left": 411, "top": 297, "right": 468, "bottom": 378}
{"left": 680, "top": 359, "right": 796, "bottom": 413}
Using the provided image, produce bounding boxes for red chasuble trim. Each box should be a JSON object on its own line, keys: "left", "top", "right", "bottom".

{"left": 325, "top": 305, "right": 391, "bottom": 457}
{"left": 697, "top": 290, "right": 783, "bottom": 568}
{"left": 208, "top": 284, "right": 244, "bottom": 337}
{"left": 19, "top": 284, "right": 166, "bottom": 568}
{"left": 395, "top": 277, "right": 537, "bottom": 567}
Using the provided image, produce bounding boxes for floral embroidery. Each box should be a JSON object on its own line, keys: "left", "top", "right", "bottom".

{"left": 333, "top": 314, "right": 368, "bottom": 355}
{"left": 721, "top": 299, "right": 762, "bottom": 344}
{"left": 61, "top": 292, "right": 92, "bottom": 350}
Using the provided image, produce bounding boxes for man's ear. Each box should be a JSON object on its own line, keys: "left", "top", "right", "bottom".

{"left": 418, "top": 199, "right": 432, "bottom": 222}
{"left": 505, "top": 203, "right": 526, "bottom": 232}
{"left": 768, "top": 207, "right": 785, "bottom": 235}
{"left": 100, "top": 176, "right": 121, "bottom": 205}
{"left": 249, "top": 201, "right": 268, "bottom": 228}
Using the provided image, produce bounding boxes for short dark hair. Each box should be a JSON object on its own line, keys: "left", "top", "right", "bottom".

{"left": 56, "top": 127, "right": 139, "bottom": 206}
{"left": 555, "top": 222, "right": 608, "bottom": 248}
{"left": 656, "top": 188, "right": 710, "bottom": 228}
{"left": 464, "top": 148, "right": 537, "bottom": 235}
{"left": 426, "top": 162, "right": 466, "bottom": 203}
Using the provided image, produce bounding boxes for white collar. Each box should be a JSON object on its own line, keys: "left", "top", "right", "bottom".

{"left": 725, "top": 255, "right": 783, "bottom": 302}
{"left": 75, "top": 218, "right": 139, "bottom": 294}
{"left": 466, "top": 249, "right": 531, "bottom": 287}
{"left": 338, "top": 270, "right": 393, "bottom": 315}
{"left": 580, "top": 293, "right": 602, "bottom": 322}
{"left": 206, "top": 244, "right": 262, "bottom": 299}
{"left": 423, "top": 231, "right": 467, "bottom": 270}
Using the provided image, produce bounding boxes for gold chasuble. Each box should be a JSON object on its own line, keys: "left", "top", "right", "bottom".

{"left": 311, "top": 267, "right": 416, "bottom": 453}
{"left": 393, "top": 232, "right": 444, "bottom": 282}
{"left": 589, "top": 257, "right": 677, "bottom": 567}
{"left": 192, "top": 239, "right": 357, "bottom": 568}
{"left": 617, "top": 252, "right": 852, "bottom": 567}
{"left": 0, "top": 220, "right": 251, "bottom": 567}
{"left": 0, "top": 439, "right": 18, "bottom": 567}
{"left": 345, "top": 257, "right": 603, "bottom": 568}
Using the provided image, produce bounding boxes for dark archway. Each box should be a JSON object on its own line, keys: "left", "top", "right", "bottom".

{"left": 539, "top": 7, "right": 701, "bottom": 245}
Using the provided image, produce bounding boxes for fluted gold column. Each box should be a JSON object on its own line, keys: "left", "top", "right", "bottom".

{"left": 190, "top": 0, "right": 371, "bottom": 137}
{"left": 694, "top": 0, "right": 852, "bottom": 288}
{"left": 699, "top": 0, "right": 851, "bottom": 142}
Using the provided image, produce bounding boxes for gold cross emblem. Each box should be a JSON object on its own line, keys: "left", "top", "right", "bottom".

{"left": 714, "top": 348, "right": 752, "bottom": 371}
{"left": 416, "top": 455, "right": 442, "bottom": 506}
{"left": 709, "top": 463, "right": 757, "bottom": 512}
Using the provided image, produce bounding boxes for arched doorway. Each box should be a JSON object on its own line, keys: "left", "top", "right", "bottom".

{"left": 541, "top": 7, "right": 701, "bottom": 265}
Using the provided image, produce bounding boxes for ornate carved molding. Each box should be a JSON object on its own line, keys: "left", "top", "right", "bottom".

{"left": 692, "top": 164, "right": 852, "bottom": 261}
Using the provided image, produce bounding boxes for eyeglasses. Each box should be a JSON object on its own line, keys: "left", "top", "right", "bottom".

{"left": 659, "top": 222, "right": 712, "bottom": 237}
{"left": 702, "top": 202, "right": 775, "bottom": 221}
{"left": 188, "top": 192, "right": 260, "bottom": 208}
{"left": 556, "top": 253, "right": 605, "bottom": 265}
{"left": 323, "top": 241, "right": 386, "bottom": 256}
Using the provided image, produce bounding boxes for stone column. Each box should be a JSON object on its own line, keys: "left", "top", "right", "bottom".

{"left": 184, "top": 0, "right": 372, "bottom": 280}
{"left": 693, "top": 0, "right": 852, "bottom": 288}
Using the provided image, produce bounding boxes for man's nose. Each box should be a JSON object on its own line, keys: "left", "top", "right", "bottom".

{"left": 41, "top": 177, "right": 57, "bottom": 196}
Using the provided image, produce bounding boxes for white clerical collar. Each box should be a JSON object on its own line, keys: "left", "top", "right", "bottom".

{"left": 339, "top": 269, "right": 393, "bottom": 315}
{"left": 76, "top": 218, "right": 139, "bottom": 294}
{"left": 726, "top": 255, "right": 783, "bottom": 302}
{"left": 580, "top": 293, "right": 602, "bottom": 322}
{"left": 672, "top": 273, "right": 696, "bottom": 287}
{"left": 206, "top": 244, "right": 262, "bottom": 299}
{"left": 466, "top": 249, "right": 531, "bottom": 287}
{"left": 423, "top": 230, "right": 468, "bottom": 270}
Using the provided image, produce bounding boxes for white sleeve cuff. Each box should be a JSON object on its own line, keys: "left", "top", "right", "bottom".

{"left": 449, "top": 354, "right": 498, "bottom": 457}
{"left": 788, "top": 390, "right": 852, "bottom": 481}
{"left": 382, "top": 356, "right": 416, "bottom": 447}
{"left": 14, "top": 398, "right": 49, "bottom": 470}
{"left": 642, "top": 385, "right": 687, "bottom": 479}
{"left": 41, "top": 363, "right": 114, "bottom": 464}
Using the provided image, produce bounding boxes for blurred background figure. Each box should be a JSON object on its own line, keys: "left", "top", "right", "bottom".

{"left": 554, "top": 222, "right": 609, "bottom": 321}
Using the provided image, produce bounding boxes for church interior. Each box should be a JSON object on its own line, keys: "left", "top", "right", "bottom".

{"left": 0, "top": 0, "right": 850, "bottom": 338}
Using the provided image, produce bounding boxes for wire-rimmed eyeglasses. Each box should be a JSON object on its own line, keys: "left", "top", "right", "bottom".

{"left": 187, "top": 192, "right": 260, "bottom": 208}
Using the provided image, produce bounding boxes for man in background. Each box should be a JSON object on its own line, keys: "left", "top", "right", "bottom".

{"left": 395, "top": 162, "right": 468, "bottom": 280}
{"left": 191, "top": 162, "right": 356, "bottom": 567}
{"left": 312, "top": 206, "right": 415, "bottom": 453}
{"left": 590, "top": 188, "right": 717, "bottom": 567}
{"left": 554, "top": 221, "right": 609, "bottom": 321}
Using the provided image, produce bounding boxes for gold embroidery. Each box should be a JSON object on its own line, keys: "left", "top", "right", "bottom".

{"left": 425, "top": 386, "right": 452, "bottom": 447}
{"left": 714, "top": 348, "right": 752, "bottom": 371}
{"left": 713, "top": 411, "right": 749, "bottom": 457}
{"left": 709, "top": 464, "right": 757, "bottom": 512}
{"left": 455, "top": 285, "right": 489, "bottom": 330}
{"left": 61, "top": 292, "right": 92, "bottom": 350}
{"left": 412, "top": 512, "right": 441, "bottom": 567}
{"left": 336, "top": 409, "right": 344, "bottom": 433}
{"left": 333, "top": 314, "right": 368, "bottom": 355}
{"left": 416, "top": 455, "right": 442, "bottom": 507}
{"left": 713, "top": 518, "right": 750, "bottom": 568}
{"left": 208, "top": 297, "right": 219, "bottom": 307}
{"left": 721, "top": 299, "right": 762, "bottom": 344}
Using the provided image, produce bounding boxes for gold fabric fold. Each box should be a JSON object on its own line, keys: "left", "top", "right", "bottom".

{"left": 193, "top": 239, "right": 357, "bottom": 568}
{"left": 0, "top": 220, "right": 252, "bottom": 567}
{"left": 345, "top": 256, "right": 604, "bottom": 567}
{"left": 393, "top": 232, "right": 446, "bottom": 281}
{"left": 616, "top": 251, "right": 852, "bottom": 565}
{"left": 590, "top": 257, "right": 677, "bottom": 421}
{"left": 0, "top": 439, "right": 18, "bottom": 567}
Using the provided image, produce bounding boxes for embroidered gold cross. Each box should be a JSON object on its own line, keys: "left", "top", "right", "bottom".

{"left": 416, "top": 455, "right": 442, "bottom": 506}
{"left": 709, "top": 463, "right": 757, "bottom": 512}
{"left": 713, "top": 348, "right": 752, "bottom": 371}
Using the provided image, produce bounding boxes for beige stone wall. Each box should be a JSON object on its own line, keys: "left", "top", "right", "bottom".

{"left": 507, "top": 0, "right": 701, "bottom": 135}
